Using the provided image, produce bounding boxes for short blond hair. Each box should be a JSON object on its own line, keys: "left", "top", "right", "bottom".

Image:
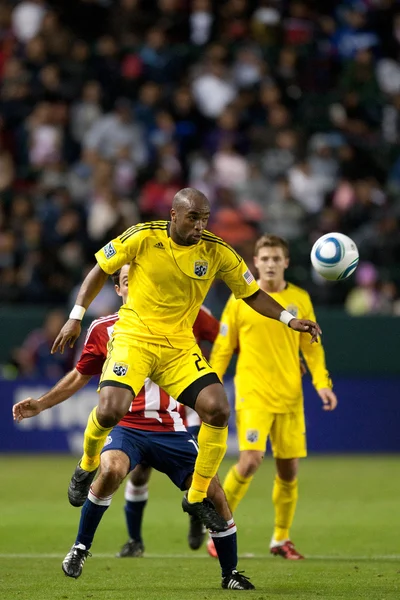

{"left": 254, "top": 234, "right": 289, "bottom": 258}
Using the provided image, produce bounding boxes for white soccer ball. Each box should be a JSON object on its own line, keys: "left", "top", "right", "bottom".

{"left": 310, "top": 232, "right": 359, "bottom": 281}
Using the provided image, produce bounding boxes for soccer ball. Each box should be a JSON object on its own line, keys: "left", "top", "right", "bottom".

{"left": 310, "top": 232, "right": 359, "bottom": 281}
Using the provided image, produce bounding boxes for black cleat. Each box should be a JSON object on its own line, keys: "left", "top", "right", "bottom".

{"left": 188, "top": 514, "right": 206, "bottom": 550}
{"left": 116, "top": 539, "right": 145, "bottom": 557}
{"left": 182, "top": 494, "right": 227, "bottom": 532}
{"left": 62, "top": 544, "right": 91, "bottom": 579}
{"left": 68, "top": 462, "right": 98, "bottom": 507}
{"left": 222, "top": 570, "right": 255, "bottom": 590}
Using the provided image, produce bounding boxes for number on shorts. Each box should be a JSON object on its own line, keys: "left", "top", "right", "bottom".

{"left": 193, "top": 352, "right": 206, "bottom": 372}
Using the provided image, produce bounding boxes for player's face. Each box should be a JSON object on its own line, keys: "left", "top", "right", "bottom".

{"left": 254, "top": 246, "right": 289, "bottom": 284}
{"left": 171, "top": 207, "right": 210, "bottom": 246}
{"left": 116, "top": 264, "right": 130, "bottom": 303}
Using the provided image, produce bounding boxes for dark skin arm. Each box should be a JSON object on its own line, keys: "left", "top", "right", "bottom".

{"left": 51, "top": 264, "right": 109, "bottom": 354}
{"left": 243, "top": 290, "right": 321, "bottom": 343}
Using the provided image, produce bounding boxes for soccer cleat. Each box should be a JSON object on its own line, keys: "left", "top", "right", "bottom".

{"left": 270, "top": 540, "right": 304, "bottom": 560}
{"left": 188, "top": 515, "right": 206, "bottom": 550}
{"left": 222, "top": 570, "right": 255, "bottom": 590}
{"left": 182, "top": 494, "right": 227, "bottom": 532}
{"left": 62, "top": 544, "right": 91, "bottom": 578}
{"left": 116, "top": 539, "right": 145, "bottom": 557}
{"left": 206, "top": 537, "right": 218, "bottom": 558}
{"left": 68, "top": 462, "right": 98, "bottom": 507}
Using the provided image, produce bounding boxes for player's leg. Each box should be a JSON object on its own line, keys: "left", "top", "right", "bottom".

{"left": 68, "top": 386, "right": 133, "bottom": 507}
{"left": 269, "top": 411, "right": 306, "bottom": 560}
{"left": 117, "top": 463, "right": 152, "bottom": 557}
{"left": 69, "top": 336, "right": 150, "bottom": 507}
{"left": 184, "top": 409, "right": 206, "bottom": 550}
{"left": 205, "top": 477, "right": 255, "bottom": 590}
{"left": 189, "top": 382, "right": 230, "bottom": 503}
{"left": 144, "top": 429, "right": 255, "bottom": 590}
{"left": 205, "top": 409, "right": 270, "bottom": 558}
{"left": 62, "top": 435, "right": 134, "bottom": 579}
{"left": 223, "top": 408, "right": 272, "bottom": 512}
{"left": 154, "top": 346, "right": 229, "bottom": 530}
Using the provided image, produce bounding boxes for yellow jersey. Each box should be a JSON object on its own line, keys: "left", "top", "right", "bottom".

{"left": 210, "top": 282, "right": 332, "bottom": 413}
{"left": 95, "top": 221, "right": 260, "bottom": 349}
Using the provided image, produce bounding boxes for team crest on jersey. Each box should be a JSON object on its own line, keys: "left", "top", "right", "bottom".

{"left": 286, "top": 304, "right": 298, "bottom": 317}
{"left": 103, "top": 242, "right": 116, "bottom": 259}
{"left": 113, "top": 362, "right": 128, "bottom": 377}
{"left": 194, "top": 260, "right": 208, "bottom": 277}
{"left": 104, "top": 435, "right": 112, "bottom": 447}
{"left": 246, "top": 429, "right": 259, "bottom": 443}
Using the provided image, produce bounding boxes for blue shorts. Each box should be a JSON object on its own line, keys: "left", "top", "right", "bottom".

{"left": 101, "top": 425, "right": 198, "bottom": 491}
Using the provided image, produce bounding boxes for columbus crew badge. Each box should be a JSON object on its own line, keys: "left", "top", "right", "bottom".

{"left": 246, "top": 429, "right": 259, "bottom": 443}
{"left": 194, "top": 260, "right": 208, "bottom": 277}
{"left": 113, "top": 363, "right": 128, "bottom": 377}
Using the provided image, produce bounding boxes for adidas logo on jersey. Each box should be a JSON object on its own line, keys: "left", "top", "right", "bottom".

{"left": 154, "top": 242, "right": 165, "bottom": 249}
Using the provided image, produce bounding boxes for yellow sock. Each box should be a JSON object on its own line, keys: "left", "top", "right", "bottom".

{"left": 188, "top": 422, "right": 228, "bottom": 504}
{"left": 80, "top": 407, "right": 113, "bottom": 472}
{"left": 272, "top": 475, "right": 298, "bottom": 542}
{"left": 223, "top": 465, "right": 253, "bottom": 513}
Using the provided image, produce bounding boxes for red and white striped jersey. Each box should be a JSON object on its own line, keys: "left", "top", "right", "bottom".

{"left": 75, "top": 306, "right": 219, "bottom": 432}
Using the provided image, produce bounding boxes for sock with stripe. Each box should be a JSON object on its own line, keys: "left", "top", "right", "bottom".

{"left": 80, "top": 407, "right": 113, "bottom": 472}
{"left": 124, "top": 480, "right": 148, "bottom": 542}
{"left": 75, "top": 487, "right": 113, "bottom": 549}
{"left": 223, "top": 465, "right": 253, "bottom": 513}
{"left": 188, "top": 422, "right": 228, "bottom": 504}
{"left": 211, "top": 518, "right": 237, "bottom": 577}
{"left": 272, "top": 475, "right": 298, "bottom": 543}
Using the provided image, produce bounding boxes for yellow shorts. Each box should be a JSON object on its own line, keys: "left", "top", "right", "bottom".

{"left": 236, "top": 408, "right": 307, "bottom": 459}
{"left": 100, "top": 332, "right": 220, "bottom": 407}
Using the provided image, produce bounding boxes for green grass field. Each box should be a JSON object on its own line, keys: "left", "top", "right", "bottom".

{"left": 0, "top": 455, "right": 399, "bottom": 600}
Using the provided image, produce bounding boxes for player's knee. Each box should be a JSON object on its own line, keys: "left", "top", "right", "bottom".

{"left": 97, "top": 397, "right": 127, "bottom": 427}
{"left": 130, "top": 465, "right": 151, "bottom": 487}
{"left": 239, "top": 452, "right": 263, "bottom": 477}
{"left": 100, "top": 455, "right": 126, "bottom": 488}
{"left": 198, "top": 394, "right": 230, "bottom": 427}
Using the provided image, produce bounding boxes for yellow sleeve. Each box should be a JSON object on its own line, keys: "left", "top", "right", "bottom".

{"left": 95, "top": 224, "right": 146, "bottom": 274}
{"left": 217, "top": 244, "right": 259, "bottom": 299}
{"left": 209, "top": 295, "right": 239, "bottom": 381}
{"left": 300, "top": 294, "right": 332, "bottom": 390}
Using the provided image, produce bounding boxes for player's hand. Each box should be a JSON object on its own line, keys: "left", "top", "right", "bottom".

{"left": 51, "top": 319, "right": 82, "bottom": 354}
{"left": 289, "top": 319, "right": 322, "bottom": 343}
{"left": 317, "top": 388, "right": 338, "bottom": 411}
{"left": 13, "top": 397, "right": 41, "bottom": 422}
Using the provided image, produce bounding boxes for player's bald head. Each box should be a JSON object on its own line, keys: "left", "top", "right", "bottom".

{"left": 172, "top": 188, "right": 210, "bottom": 214}
{"left": 170, "top": 188, "right": 210, "bottom": 246}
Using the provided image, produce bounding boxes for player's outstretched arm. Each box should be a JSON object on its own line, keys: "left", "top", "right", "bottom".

{"left": 12, "top": 368, "right": 92, "bottom": 422}
{"left": 243, "top": 290, "right": 322, "bottom": 343}
{"left": 52, "top": 264, "right": 109, "bottom": 354}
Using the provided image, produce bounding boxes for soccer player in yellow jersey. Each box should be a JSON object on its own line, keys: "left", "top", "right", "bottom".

{"left": 209, "top": 234, "right": 337, "bottom": 558}
{"left": 52, "top": 190, "right": 321, "bottom": 531}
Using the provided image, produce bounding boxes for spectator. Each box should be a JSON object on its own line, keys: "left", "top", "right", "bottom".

{"left": 12, "top": 0, "right": 46, "bottom": 44}
{"left": 190, "top": 0, "right": 216, "bottom": 47}
{"left": 345, "top": 262, "right": 386, "bottom": 316}
{"left": 84, "top": 98, "right": 147, "bottom": 166}
{"left": 70, "top": 81, "right": 103, "bottom": 146}
{"left": 0, "top": 0, "right": 399, "bottom": 312}
{"left": 192, "top": 60, "right": 237, "bottom": 119}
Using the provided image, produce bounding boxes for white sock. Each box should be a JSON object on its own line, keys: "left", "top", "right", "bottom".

{"left": 270, "top": 537, "right": 289, "bottom": 548}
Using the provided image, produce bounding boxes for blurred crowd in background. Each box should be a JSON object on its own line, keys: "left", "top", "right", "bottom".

{"left": 1, "top": 0, "right": 400, "bottom": 368}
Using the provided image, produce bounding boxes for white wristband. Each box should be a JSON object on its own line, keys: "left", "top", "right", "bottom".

{"left": 69, "top": 305, "right": 86, "bottom": 321}
{"left": 279, "top": 310, "right": 295, "bottom": 327}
